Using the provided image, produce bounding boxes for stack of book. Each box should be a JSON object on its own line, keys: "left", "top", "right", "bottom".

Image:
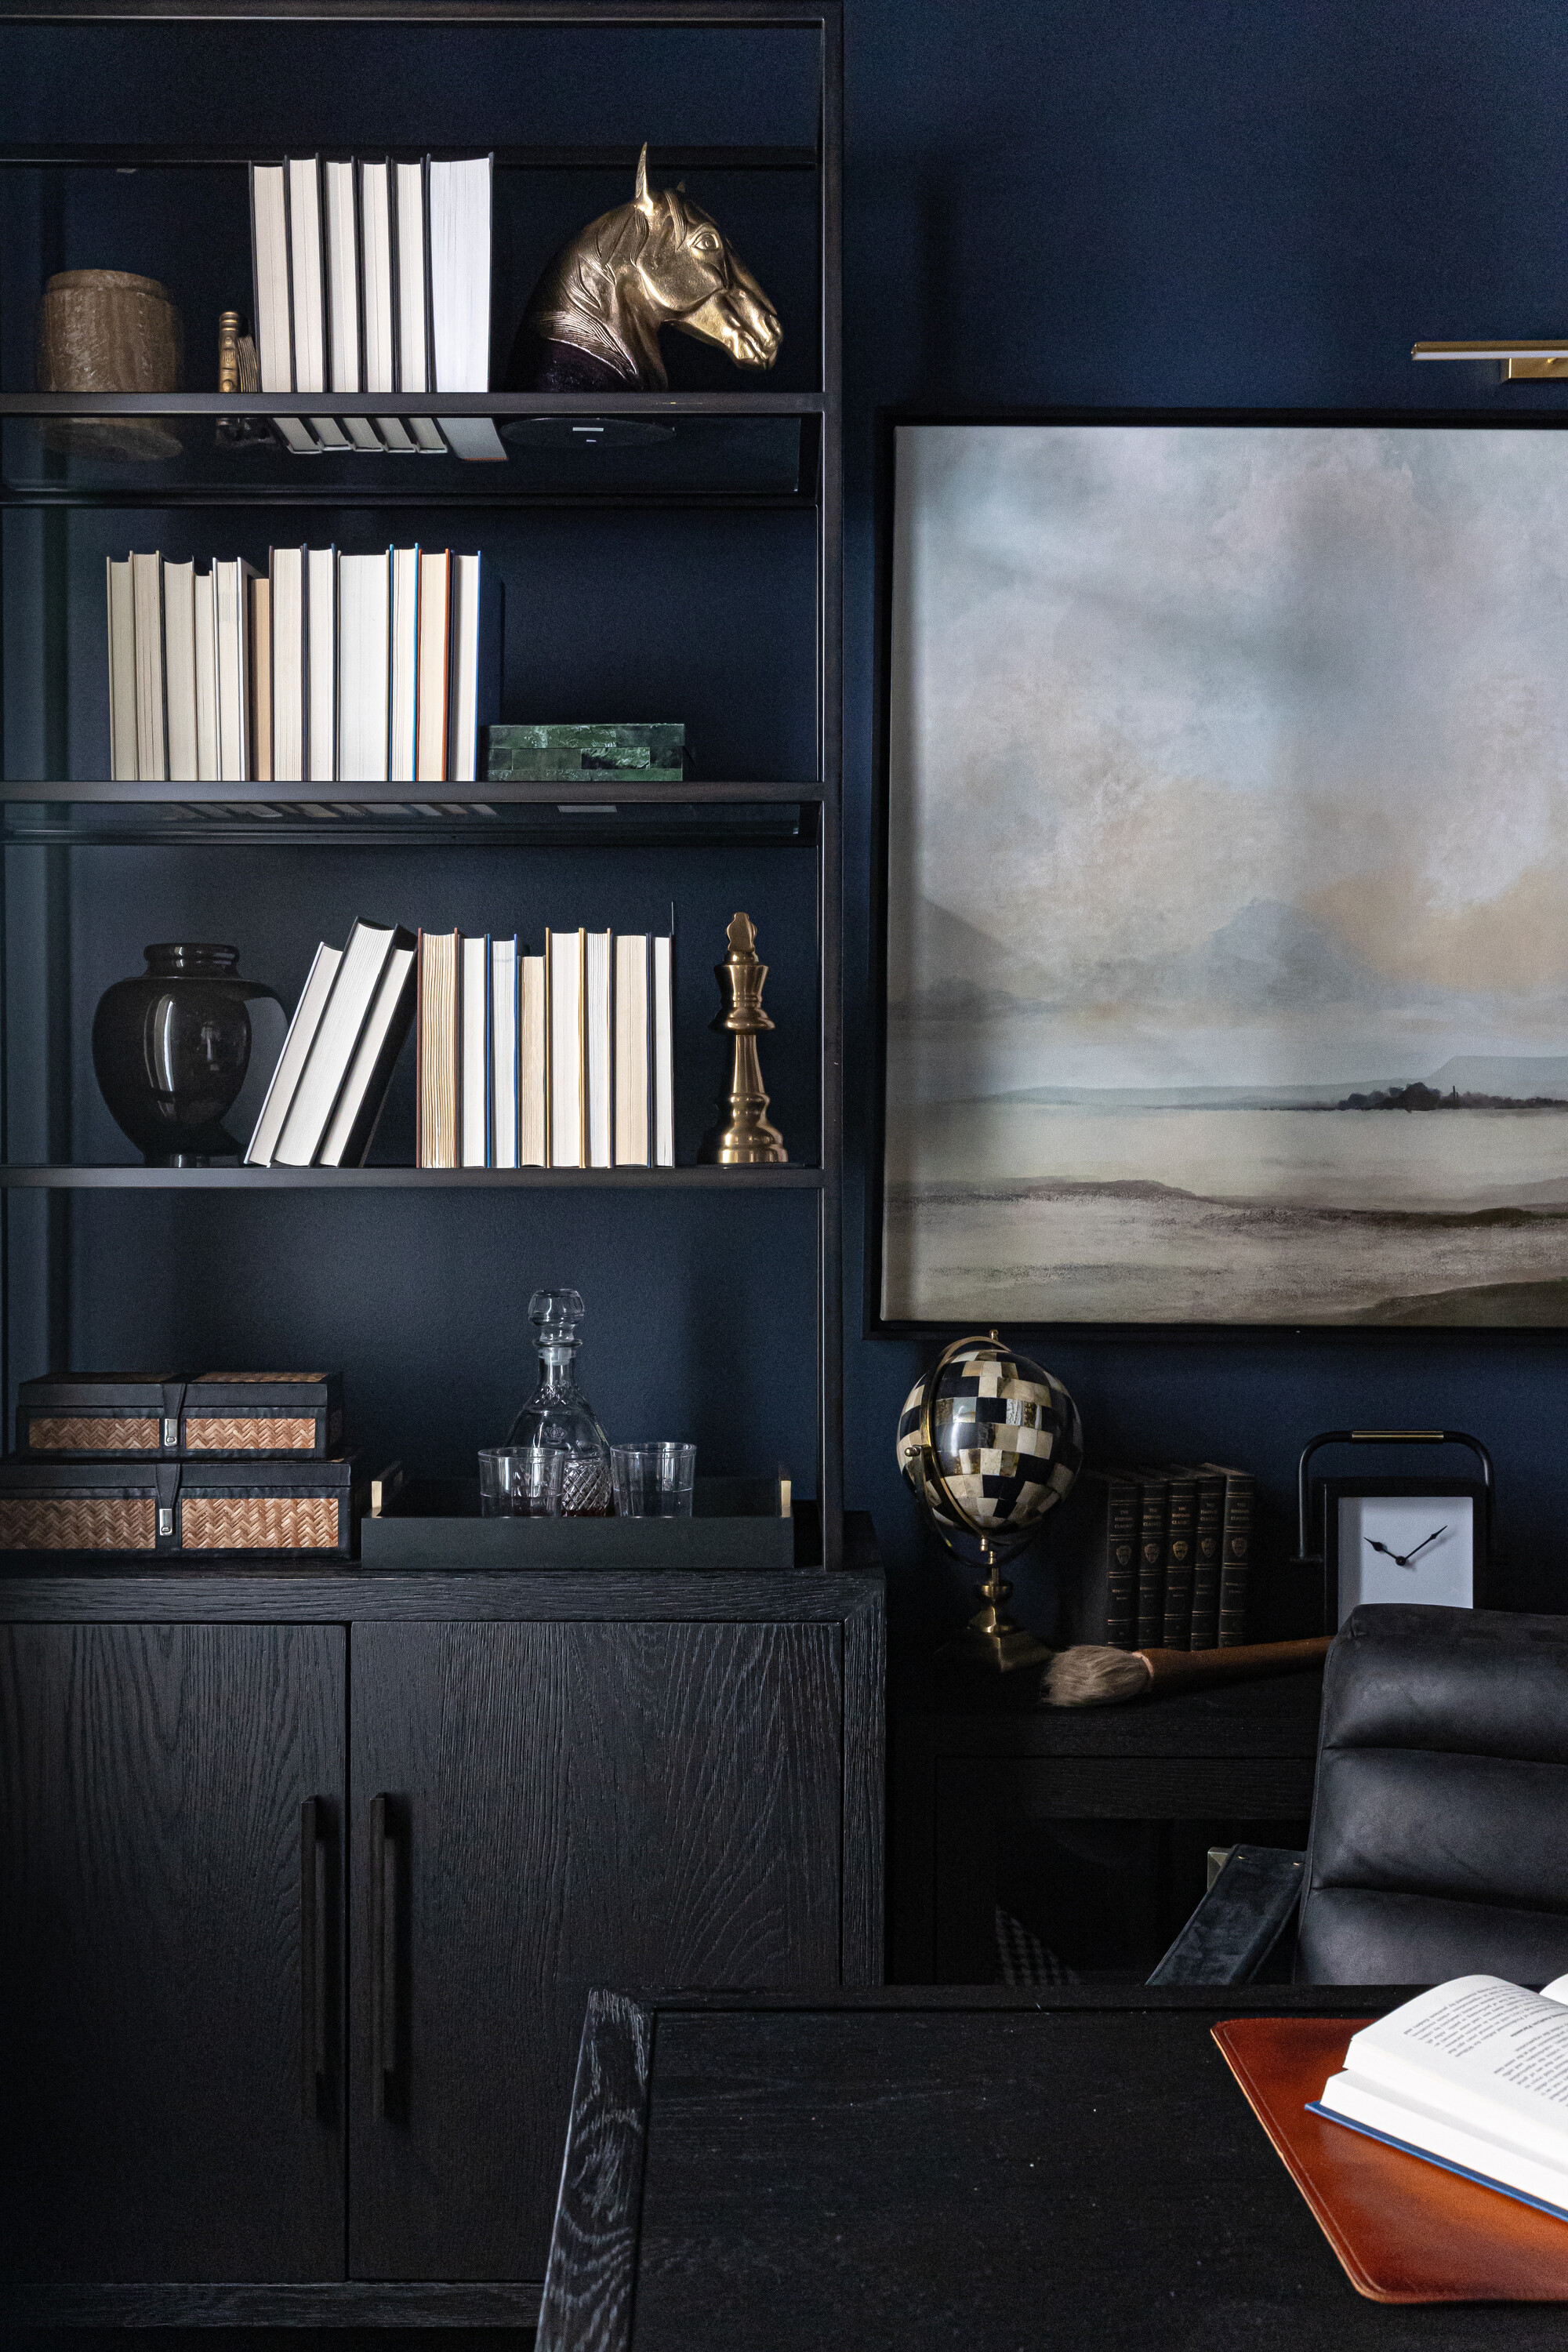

{"left": 414, "top": 927, "right": 676, "bottom": 1170}
{"left": 1059, "top": 1461, "right": 1255, "bottom": 1651}
{"left": 243, "top": 921, "right": 677, "bottom": 1170}
{"left": 105, "top": 546, "right": 500, "bottom": 784}
{"left": 246, "top": 920, "right": 418, "bottom": 1168}
{"left": 249, "top": 153, "right": 500, "bottom": 460}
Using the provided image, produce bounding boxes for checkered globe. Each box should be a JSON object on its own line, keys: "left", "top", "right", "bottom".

{"left": 895, "top": 1337, "right": 1083, "bottom": 1543}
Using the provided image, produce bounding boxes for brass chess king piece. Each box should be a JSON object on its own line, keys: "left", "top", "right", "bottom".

{"left": 697, "top": 912, "right": 788, "bottom": 1165}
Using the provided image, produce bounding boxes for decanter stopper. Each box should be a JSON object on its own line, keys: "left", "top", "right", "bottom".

{"left": 696, "top": 911, "right": 788, "bottom": 1165}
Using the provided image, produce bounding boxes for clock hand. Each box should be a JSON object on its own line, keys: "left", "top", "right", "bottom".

{"left": 1364, "top": 1538, "right": 1407, "bottom": 1564}
{"left": 1401, "top": 1526, "right": 1449, "bottom": 1564}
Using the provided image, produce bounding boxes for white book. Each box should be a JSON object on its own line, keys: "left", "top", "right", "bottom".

{"left": 318, "top": 938, "right": 417, "bottom": 1167}
{"left": 249, "top": 574, "right": 272, "bottom": 782}
{"left": 395, "top": 159, "right": 445, "bottom": 454}
{"left": 416, "top": 548, "right": 450, "bottom": 781}
{"left": 653, "top": 935, "right": 674, "bottom": 1167}
{"left": 130, "top": 551, "right": 166, "bottom": 782}
{"left": 1316, "top": 1973, "right": 1568, "bottom": 2220}
{"left": 388, "top": 544, "right": 420, "bottom": 783}
{"left": 585, "top": 927, "right": 613, "bottom": 1170}
{"left": 245, "top": 941, "right": 342, "bottom": 1163}
{"left": 459, "top": 931, "right": 489, "bottom": 1166}
{"left": 270, "top": 545, "right": 307, "bottom": 782}
{"left": 547, "top": 927, "right": 586, "bottom": 1169}
{"left": 520, "top": 952, "right": 546, "bottom": 1167}
{"left": 322, "top": 164, "right": 365, "bottom": 388}
{"left": 274, "top": 917, "right": 411, "bottom": 1165}
{"left": 428, "top": 154, "right": 504, "bottom": 463}
{"left": 287, "top": 155, "right": 347, "bottom": 448}
{"left": 250, "top": 160, "right": 318, "bottom": 456}
{"left": 213, "top": 557, "right": 254, "bottom": 782}
{"left": 337, "top": 551, "right": 390, "bottom": 782}
{"left": 613, "top": 933, "right": 652, "bottom": 1166}
{"left": 163, "top": 559, "right": 198, "bottom": 783}
{"left": 306, "top": 546, "right": 336, "bottom": 781}
{"left": 447, "top": 550, "right": 499, "bottom": 782}
{"left": 193, "top": 570, "right": 220, "bottom": 782}
{"left": 359, "top": 162, "right": 415, "bottom": 453}
{"left": 490, "top": 935, "right": 518, "bottom": 1169}
{"left": 106, "top": 557, "right": 136, "bottom": 780}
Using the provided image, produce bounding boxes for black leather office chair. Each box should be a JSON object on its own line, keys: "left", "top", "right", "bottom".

{"left": 1150, "top": 1602, "right": 1568, "bottom": 1985}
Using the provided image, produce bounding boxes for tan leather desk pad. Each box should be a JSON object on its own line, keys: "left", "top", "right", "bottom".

{"left": 1214, "top": 2016, "right": 1568, "bottom": 2303}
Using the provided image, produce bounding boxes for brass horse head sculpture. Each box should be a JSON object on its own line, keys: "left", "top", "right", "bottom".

{"left": 506, "top": 145, "right": 782, "bottom": 394}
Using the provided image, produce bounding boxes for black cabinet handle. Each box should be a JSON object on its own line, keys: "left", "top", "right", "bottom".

{"left": 300, "top": 1798, "right": 329, "bottom": 2119}
{"left": 369, "top": 1792, "right": 399, "bottom": 2120}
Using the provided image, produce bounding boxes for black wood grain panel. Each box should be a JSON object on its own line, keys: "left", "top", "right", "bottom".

{"left": 892, "top": 1661, "right": 1327, "bottom": 1757}
{"left": 840, "top": 1595, "right": 885, "bottom": 1984}
{"left": 0, "top": 1624, "right": 344, "bottom": 2282}
{"left": 349, "top": 1619, "right": 843, "bottom": 2282}
{"left": 1, "top": 2279, "right": 543, "bottom": 2326}
{"left": 535, "top": 1992, "right": 653, "bottom": 2352}
{"left": 0, "top": 1567, "right": 884, "bottom": 1624}
{"left": 938, "top": 1751, "right": 1319, "bottom": 1820}
{"left": 615, "top": 1998, "right": 1552, "bottom": 2352}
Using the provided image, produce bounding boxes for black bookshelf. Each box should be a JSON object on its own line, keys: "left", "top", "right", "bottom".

{"left": 0, "top": 0, "right": 845, "bottom": 1556}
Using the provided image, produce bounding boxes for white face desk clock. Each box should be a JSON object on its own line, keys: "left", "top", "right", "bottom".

{"left": 1323, "top": 1475, "right": 1487, "bottom": 1628}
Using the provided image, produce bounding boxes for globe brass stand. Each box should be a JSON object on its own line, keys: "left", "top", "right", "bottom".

{"left": 697, "top": 911, "right": 788, "bottom": 1165}
{"left": 920, "top": 1332, "right": 1052, "bottom": 1673}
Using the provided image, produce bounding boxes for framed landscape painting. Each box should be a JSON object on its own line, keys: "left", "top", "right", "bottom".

{"left": 878, "top": 415, "right": 1568, "bottom": 1328}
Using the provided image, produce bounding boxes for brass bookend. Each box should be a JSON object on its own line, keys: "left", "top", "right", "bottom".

{"left": 697, "top": 912, "right": 788, "bottom": 1166}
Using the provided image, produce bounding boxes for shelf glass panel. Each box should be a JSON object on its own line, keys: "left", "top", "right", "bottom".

{"left": 0, "top": 797, "right": 816, "bottom": 849}
{"left": 1, "top": 413, "right": 815, "bottom": 507}
{"left": 0, "top": 1165, "right": 826, "bottom": 1189}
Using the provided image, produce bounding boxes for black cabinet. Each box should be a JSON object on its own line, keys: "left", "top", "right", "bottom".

{"left": 0, "top": 1561, "right": 884, "bottom": 2328}
{"left": 350, "top": 1620, "right": 844, "bottom": 2277}
{"left": 0, "top": 1623, "right": 346, "bottom": 2285}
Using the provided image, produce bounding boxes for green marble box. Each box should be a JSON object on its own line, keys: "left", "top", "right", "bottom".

{"left": 483, "top": 723, "right": 686, "bottom": 781}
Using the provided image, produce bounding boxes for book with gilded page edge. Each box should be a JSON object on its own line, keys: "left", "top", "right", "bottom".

{"left": 1186, "top": 1465, "right": 1228, "bottom": 1649}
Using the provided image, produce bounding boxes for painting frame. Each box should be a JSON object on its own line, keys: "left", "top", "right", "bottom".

{"left": 866, "top": 406, "right": 1568, "bottom": 1340}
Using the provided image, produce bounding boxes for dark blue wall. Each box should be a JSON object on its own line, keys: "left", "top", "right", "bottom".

{"left": 838, "top": 0, "right": 1568, "bottom": 1628}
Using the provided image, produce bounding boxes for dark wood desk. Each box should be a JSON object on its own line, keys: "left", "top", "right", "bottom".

{"left": 539, "top": 1985, "right": 1565, "bottom": 2352}
{"left": 892, "top": 1658, "right": 1325, "bottom": 1980}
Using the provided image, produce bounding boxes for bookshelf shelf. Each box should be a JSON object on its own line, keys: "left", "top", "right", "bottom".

{"left": 0, "top": 1164, "right": 826, "bottom": 1189}
{"left": 0, "top": 782, "right": 820, "bottom": 848}
{"left": 0, "top": 143, "right": 819, "bottom": 173}
{"left": 0, "top": 394, "right": 825, "bottom": 417}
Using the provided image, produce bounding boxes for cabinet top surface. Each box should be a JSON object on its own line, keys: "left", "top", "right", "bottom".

{"left": 0, "top": 1563, "right": 884, "bottom": 1620}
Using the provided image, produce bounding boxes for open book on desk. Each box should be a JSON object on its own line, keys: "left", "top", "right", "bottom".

{"left": 1314, "top": 1974, "right": 1568, "bottom": 2222}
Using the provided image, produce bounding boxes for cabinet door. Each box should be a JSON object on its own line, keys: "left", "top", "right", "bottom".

{"left": 349, "top": 1620, "right": 842, "bottom": 2280}
{"left": 0, "top": 1624, "right": 345, "bottom": 2283}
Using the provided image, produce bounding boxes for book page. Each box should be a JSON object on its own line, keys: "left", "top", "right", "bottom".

{"left": 1338, "top": 1977, "right": 1568, "bottom": 2162}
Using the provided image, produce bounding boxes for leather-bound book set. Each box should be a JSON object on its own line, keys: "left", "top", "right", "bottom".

{"left": 0, "top": 1371, "right": 358, "bottom": 1556}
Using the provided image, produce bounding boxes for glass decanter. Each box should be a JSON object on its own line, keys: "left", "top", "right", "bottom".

{"left": 504, "top": 1287, "right": 613, "bottom": 1516}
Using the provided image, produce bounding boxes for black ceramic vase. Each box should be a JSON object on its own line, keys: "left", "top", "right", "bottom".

{"left": 92, "top": 943, "right": 283, "bottom": 1166}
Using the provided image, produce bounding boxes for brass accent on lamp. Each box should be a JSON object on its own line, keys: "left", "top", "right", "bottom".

{"left": 921, "top": 1331, "right": 1052, "bottom": 1673}
{"left": 1412, "top": 339, "right": 1568, "bottom": 380}
{"left": 696, "top": 912, "right": 788, "bottom": 1166}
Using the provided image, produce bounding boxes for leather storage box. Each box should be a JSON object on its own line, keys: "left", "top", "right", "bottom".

{"left": 16, "top": 1372, "right": 345, "bottom": 1461}
{"left": 0, "top": 1454, "right": 361, "bottom": 1555}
